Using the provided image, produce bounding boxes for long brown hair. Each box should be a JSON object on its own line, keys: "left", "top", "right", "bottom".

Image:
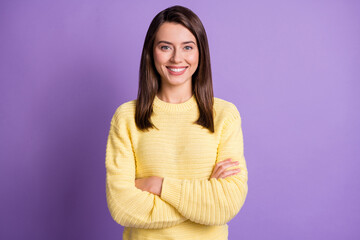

{"left": 135, "top": 5, "right": 214, "bottom": 132}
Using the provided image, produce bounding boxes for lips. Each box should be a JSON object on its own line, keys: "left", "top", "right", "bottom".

{"left": 166, "top": 66, "right": 188, "bottom": 68}
{"left": 166, "top": 66, "right": 188, "bottom": 71}
{"left": 166, "top": 66, "right": 188, "bottom": 75}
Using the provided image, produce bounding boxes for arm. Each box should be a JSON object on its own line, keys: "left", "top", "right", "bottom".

{"left": 160, "top": 106, "right": 248, "bottom": 225}
{"left": 105, "top": 107, "right": 187, "bottom": 229}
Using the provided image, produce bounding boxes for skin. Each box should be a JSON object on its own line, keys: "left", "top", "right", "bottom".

{"left": 135, "top": 22, "right": 241, "bottom": 196}
{"left": 153, "top": 21, "right": 198, "bottom": 103}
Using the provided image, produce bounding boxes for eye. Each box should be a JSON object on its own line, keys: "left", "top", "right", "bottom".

{"left": 160, "top": 46, "right": 171, "bottom": 50}
{"left": 184, "top": 46, "right": 193, "bottom": 50}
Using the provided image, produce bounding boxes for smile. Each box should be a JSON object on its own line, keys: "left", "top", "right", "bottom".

{"left": 166, "top": 66, "right": 188, "bottom": 75}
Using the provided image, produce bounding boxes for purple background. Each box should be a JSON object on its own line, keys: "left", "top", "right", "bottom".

{"left": 1, "top": 0, "right": 359, "bottom": 239}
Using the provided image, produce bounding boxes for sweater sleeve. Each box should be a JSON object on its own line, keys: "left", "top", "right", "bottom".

{"left": 160, "top": 106, "right": 248, "bottom": 225}
{"left": 105, "top": 107, "right": 187, "bottom": 229}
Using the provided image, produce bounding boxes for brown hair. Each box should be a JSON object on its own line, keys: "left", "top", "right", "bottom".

{"left": 135, "top": 5, "right": 214, "bottom": 132}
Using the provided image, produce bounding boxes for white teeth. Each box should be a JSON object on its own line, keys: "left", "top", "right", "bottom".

{"left": 169, "top": 67, "right": 186, "bottom": 72}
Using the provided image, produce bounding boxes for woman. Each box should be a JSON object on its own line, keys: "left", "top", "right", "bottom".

{"left": 105, "top": 5, "right": 248, "bottom": 240}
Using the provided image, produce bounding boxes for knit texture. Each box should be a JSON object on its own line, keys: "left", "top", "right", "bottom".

{"left": 105, "top": 94, "right": 248, "bottom": 240}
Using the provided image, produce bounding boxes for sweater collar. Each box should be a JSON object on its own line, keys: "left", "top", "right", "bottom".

{"left": 153, "top": 94, "right": 197, "bottom": 112}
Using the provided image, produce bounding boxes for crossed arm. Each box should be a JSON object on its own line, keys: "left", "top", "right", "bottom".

{"left": 106, "top": 106, "right": 248, "bottom": 229}
{"left": 135, "top": 157, "right": 241, "bottom": 197}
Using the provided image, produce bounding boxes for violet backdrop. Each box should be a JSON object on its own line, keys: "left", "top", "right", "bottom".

{"left": 0, "top": 0, "right": 359, "bottom": 239}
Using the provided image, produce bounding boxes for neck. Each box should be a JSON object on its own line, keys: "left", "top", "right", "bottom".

{"left": 156, "top": 87, "right": 193, "bottom": 104}
{"left": 153, "top": 92, "right": 197, "bottom": 113}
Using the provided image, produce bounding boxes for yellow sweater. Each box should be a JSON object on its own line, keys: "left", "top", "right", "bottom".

{"left": 105, "top": 94, "right": 248, "bottom": 240}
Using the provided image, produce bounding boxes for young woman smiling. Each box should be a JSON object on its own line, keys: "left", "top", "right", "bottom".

{"left": 105, "top": 5, "right": 248, "bottom": 240}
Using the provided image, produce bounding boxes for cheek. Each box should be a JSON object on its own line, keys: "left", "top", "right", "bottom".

{"left": 187, "top": 53, "right": 199, "bottom": 66}
{"left": 153, "top": 50, "right": 168, "bottom": 66}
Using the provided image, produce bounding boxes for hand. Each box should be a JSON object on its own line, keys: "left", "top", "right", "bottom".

{"left": 135, "top": 176, "right": 164, "bottom": 196}
{"left": 210, "top": 158, "right": 241, "bottom": 179}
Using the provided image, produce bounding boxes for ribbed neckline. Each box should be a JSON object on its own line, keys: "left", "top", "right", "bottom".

{"left": 153, "top": 94, "right": 197, "bottom": 112}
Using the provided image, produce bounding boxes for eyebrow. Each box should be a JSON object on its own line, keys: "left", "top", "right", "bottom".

{"left": 156, "top": 40, "right": 196, "bottom": 45}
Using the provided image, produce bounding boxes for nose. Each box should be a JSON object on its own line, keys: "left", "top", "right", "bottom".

{"left": 171, "top": 48, "right": 182, "bottom": 63}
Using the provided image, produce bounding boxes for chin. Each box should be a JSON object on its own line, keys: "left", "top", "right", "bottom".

{"left": 166, "top": 78, "right": 190, "bottom": 86}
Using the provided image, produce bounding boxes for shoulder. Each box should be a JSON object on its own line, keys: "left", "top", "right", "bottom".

{"left": 213, "top": 96, "right": 241, "bottom": 122}
{"left": 111, "top": 99, "right": 137, "bottom": 125}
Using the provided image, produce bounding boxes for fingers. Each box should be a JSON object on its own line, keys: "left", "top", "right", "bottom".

{"left": 210, "top": 158, "right": 241, "bottom": 179}
{"left": 217, "top": 168, "right": 241, "bottom": 179}
{"left": 211, "top": 159, "right": 231, "bottom": 178}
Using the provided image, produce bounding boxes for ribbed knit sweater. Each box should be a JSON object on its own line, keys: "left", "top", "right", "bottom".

{"left": 105, "top": 94, "right": 248, "bottom": 240}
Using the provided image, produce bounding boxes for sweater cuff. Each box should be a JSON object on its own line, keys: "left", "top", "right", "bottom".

{"left": 160, "top": 177, "right": 183, "bottom": 209}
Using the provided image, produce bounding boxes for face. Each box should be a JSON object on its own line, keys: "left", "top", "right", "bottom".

{"left": 153, "top": 22, "right": 199, "bottom": 88}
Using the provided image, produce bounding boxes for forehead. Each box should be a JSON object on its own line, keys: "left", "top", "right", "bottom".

{"left": 155, "top": 22, "right": 196, "bottom": 43}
